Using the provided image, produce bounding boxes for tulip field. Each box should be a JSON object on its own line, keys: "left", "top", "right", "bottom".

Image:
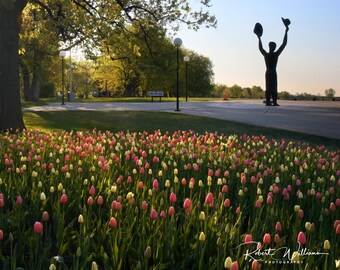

{"left": 0, "top": 129, "right": 339, "bottom": 269}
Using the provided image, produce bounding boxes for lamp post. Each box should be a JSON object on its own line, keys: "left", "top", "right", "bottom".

{"left": 59, "top": 50, "right": 66, "bottom": 105}
{"left": 173, "top": 37, "right": 182, "bottom": 111}
{"left": 183, "top": 55, "right": 190, "bottom": 102}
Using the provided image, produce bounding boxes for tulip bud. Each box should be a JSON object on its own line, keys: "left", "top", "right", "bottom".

{"left": 78, "top": 215, "right": 84, "bottom": 223}
{"left": 224, "top": 257, "right": 232, "bottom": 268}
{"left": 91, "top": 261, "right": 98, "bottom": 270}
{"left": 323, "top": 240, "right": 330, "bottom": 250}
{"left": 199, "top": 232, "right": 205, "bottom": 241}
{"left": 144, "top": 246, "right": 152, "bottom": 259}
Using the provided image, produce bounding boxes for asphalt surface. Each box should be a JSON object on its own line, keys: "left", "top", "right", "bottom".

{"left": 23, "top": 99, "right": 340, "bottom": 140}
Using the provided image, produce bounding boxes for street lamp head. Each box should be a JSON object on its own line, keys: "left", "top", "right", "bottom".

{"left": 59, "top": 50, "right": 67, "bottom": 58}
{"left": 173, "top": 37, "right": 182, "bottom": 47}
{"left": 184, "top": 56, "right": 190, "bottom": 62}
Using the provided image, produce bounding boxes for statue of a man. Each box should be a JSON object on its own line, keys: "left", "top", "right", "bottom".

{"left": 255, "top": 18, "right": 290, "bottom": 106}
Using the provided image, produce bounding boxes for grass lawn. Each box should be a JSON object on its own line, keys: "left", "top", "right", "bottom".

{"left": 23, "top": 110, "right": 340, "bottom": 148}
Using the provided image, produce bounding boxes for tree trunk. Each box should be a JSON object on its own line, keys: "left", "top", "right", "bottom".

{"left": 31, "top": 63, "right": 40, "bottom": 101}
{"left": 0, "top": 0, "right": 27, "bottom": 131}
{"left": 20, "top": 60, "right": 31, "bottom": 101}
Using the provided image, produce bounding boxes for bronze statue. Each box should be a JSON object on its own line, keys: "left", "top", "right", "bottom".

{"left": 254, "top": 18, "right": 290, "bottom": 106}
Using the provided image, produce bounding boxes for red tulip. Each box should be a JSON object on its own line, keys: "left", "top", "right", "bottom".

{"left": 109, "top": 217, "right": 118, "bottom": 229}
{"left": 263, "top": 233, "right": 271, "bottom": 245}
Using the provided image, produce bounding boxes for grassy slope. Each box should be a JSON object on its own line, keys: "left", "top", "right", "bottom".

{"left": 23, "top": 111, "right": 340, "bottom": 148}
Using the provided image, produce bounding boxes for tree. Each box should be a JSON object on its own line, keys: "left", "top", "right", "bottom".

{"left": 19, "top": 3, "right": 59, "bottom": 101}
{"left": 325, "top": 88, "right": 336, "bottom": 98}
{"left": 0, "top": 0, "right": 217, "bottom": 131}
{"left": 183, "top": 51, "right": 214, "bottom": 97}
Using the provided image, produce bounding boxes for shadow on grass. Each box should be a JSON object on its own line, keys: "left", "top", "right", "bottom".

{"left": 23, "top": 110, "right": 340, "bottom": 148}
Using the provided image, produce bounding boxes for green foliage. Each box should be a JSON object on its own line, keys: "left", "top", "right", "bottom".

{"left": 39, "top": 82, "right": 55, "bottom": 98}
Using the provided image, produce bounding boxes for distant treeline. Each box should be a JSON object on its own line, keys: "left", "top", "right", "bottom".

{"left": 211, "top": 84, "right": 338, "bottom": 100}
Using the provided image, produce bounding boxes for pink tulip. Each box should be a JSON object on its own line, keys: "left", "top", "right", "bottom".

{"left": 60, "top": 194, "right": 68, "bottom": 204}
{"left": 298, "top": 209, "right": 304, "bottom": 219}
{"left": 275, "top": 222, "right": 282, "bottom": 232}
{"left": 183, "top": 198, "right": 191, "bottom": 209}
{"left": 274, "top": 234, "right": 280, "bottom": 244}
{"left": 168, "top": 206, "right": 175, "bottom": 216}
{"left": 330, "top": 202, "right": 336, "bottom": 212}
{"left": 230, "top": 261, "right": 239, "bottom": 270}
{"left": 97, "top": 196, "right": 104, "bottom": 206}
{"left": 235, "top": 206, "right": 241, "bottom": 215}
{"left": 160, "top": 211, "right": 166, "bottom": 219}
{"left": 34, "top": 222, "right": 43, "bottom": 235}
{"left": 315, "top": 192, "right": 322, "bottom": 200}
{"left": 336, "top": 199, "right": 340, "bottom": 207}
{"left": 141, "top": 201, "right": 148, "bottom": 211}
{"left": 150, "top": 209, "right": 158, "bottom": 220}
{"left": 266, "top": 196, "right": 273, "bottom": 205}
{"left": 42, "top": 211, "right": 49, "bottom": 222}
{"left": 16, "top": 196, "right": 23, "bottom": 205}
{"left": 169, "top": 192, "right": 177, "bottom": 204}
{"left": 153, "top": 179, "right": 159, "bottom": 191}
{"left": 221, "top": 185, "right": 228, "bottom": 193}
{"left": 223, "top": 198, "right": 231, "bottom": 208}
{"left": 205, "top": 192, "right": 214, "bottom": 206}
{"left": 263, "top": 233, "right": 271, "bottom": 245}
{"left": 255, "top": 199, "right": 261, "bottom": 208}
{"left": 87, "top": 196, "right": 94, "bottom": 205}
{"left": 89, "top": 185, "right": 96, "bottom": 196}
{"left": 251, "top": 260, "right": 259, "bottom": 270}
{"left": 111, "top": 200, "right": 122, "bottom": 211}
{"left": 297, "top": 231, "right": 307, "bottom": 245}
{"left": 138, "top": 181, "right": 144, "bottom": 189}
{"left": 109, "top": 217, "right": 118, "bottom": 229}
{"left": 336, "top": 224, "right": 340, "bottom": 235}
{"left": 244, "top": 234, "right": 252, "bottom": 245}
{"left": 0, "top": 229, "right": 3, "bottom": 240}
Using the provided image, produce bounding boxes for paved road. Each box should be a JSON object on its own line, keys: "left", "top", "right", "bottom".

{"left": 23, "top": 100, "right": 340, "bottom": 140}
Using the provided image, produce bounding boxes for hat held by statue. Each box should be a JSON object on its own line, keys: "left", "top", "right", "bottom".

{"left": 281, "top": 17, "right": 291, "bottom": 27}
{"left": 253, "top": 22, "right": 263, "bottom": 37}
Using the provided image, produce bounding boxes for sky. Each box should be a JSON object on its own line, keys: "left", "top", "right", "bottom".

{"left": 177, "top": 0, "right": 340, "bottom": 95}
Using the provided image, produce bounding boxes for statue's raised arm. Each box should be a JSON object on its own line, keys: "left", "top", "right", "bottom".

{"left": 277, "top": 18, "right": 290, "bottom": 55}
